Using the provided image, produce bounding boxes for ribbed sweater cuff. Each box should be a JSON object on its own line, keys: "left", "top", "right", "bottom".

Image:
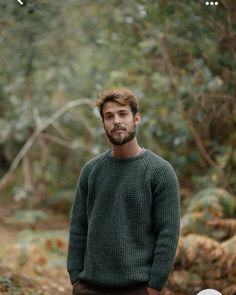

{"left": 148, "top": 274, "right": 165, "bottom": 291}
{"left": 69, "top": 271, "right": 80, "bottom": 285}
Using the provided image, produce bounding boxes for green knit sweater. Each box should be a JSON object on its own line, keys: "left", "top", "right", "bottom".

{"left": 67, "top": 149, "right": 180, "bottom": 291}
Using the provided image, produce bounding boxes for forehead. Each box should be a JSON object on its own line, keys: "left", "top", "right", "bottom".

{"left": 103, "top": 101, "right": 131, "bottom": 114}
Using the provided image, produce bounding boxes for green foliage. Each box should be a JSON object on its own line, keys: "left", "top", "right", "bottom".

{"left": 187, "top": 188, "right": 236, "bottom": 218}
{"left": 181, "top": 188, "right": 236, "bottom": 240}
{"left": 0, "top": 1, "right": 235, "bottom": 201}
{"left": 0, "top": 266, "right": 40, "bottom": 295}
{"left": 41, "top": 189, "right": 74, "bottom": 214}
{"left": 0, "top": 276, "right": 19, "bottom": 294}
{"left": 5, "top": 210, "right": 48, "bottom": 227}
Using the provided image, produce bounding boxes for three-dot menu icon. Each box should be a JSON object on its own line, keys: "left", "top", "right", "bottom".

{"left": 205, "top": 1, "right": 218, "bottom": 5}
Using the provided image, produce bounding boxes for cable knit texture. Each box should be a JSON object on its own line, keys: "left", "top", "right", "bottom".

{"left": 67, "top": 149, "right": 180, "bottom": 291}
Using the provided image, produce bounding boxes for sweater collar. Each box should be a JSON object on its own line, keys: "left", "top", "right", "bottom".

{"left": 106, "top": 148, "right": 148, "bottom": 163}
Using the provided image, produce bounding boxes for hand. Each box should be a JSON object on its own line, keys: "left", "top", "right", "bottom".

{"left": 147, "top": 287, "right": 160, "bottom": 295}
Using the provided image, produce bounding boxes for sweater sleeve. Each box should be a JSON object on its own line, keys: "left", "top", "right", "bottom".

{"left": 148, "top": 161, "right": 180, "bottom": 291}
{"left": 67, "top": 166, "right": 89, "bottom": 285}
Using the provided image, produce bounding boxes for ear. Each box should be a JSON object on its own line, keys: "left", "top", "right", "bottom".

{"left": 134, "top": 112, "right": 141, "bottom": 124}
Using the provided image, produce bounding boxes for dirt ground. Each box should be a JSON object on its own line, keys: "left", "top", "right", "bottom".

{"left": 0, "top": 203, "right": 72, "bottom": 295}
{"left": 1, "top": 202, "right": 235, "bottom": 295}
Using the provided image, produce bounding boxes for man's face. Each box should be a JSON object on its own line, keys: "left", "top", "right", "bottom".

{"left": 102, "top": 101, "right": 141, "bottom": 146}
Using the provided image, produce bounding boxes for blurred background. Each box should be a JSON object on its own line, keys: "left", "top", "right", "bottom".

{"left": 0, "top": 0, "right": 235, "bottom": 294}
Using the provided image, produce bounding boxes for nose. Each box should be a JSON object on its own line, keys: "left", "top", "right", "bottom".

{"left": 113, "top": 114, "right": 121, "bottom": 125}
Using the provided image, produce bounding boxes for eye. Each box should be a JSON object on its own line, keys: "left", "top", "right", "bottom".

{"left": 105, "top": 114, "right": 113, "bottom": 120}
{"left": 120, "top": 112, "right": 126, "bottom": 117}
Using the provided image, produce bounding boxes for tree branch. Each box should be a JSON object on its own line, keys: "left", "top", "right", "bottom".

{"left": 39, "top": 133, "right": 77, "bottom": 149}
{"left": 177, "top": 97, "right": 224, "bottom": 175}
{"left": 0, "top": 98, "right": 93, "bottom": 191}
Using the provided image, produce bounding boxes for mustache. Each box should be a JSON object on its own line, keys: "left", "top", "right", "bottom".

{"left": 111, "top": 126, "right": 126, "bottom": 132}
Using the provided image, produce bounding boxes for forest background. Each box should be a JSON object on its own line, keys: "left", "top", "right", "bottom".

{"left": 0, "top": 0, "right": 235, "bottom": 294}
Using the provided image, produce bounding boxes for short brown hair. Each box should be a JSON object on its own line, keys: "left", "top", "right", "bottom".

{"left": 96, "top": 88, "right": 139, "bottom": 119}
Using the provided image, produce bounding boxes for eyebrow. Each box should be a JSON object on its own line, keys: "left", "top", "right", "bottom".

{"left": 104, "top": 109, "right": 129, "bottom": 115}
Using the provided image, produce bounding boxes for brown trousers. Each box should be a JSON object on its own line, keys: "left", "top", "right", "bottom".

{"left": 72, "top": 281, "right": 149, "bottom": 295}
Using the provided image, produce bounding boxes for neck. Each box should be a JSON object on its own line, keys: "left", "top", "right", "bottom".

{"left": 111, "top": 138, "right": 143, "bottom": 158}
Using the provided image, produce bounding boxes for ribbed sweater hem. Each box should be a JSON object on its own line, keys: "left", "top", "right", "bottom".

{"left": 148, "top": 275, "right": 165, "bottom": 291}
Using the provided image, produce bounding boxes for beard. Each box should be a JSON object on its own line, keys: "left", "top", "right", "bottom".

{"left": 105, "top": 124, "right": 136, "bottom": 146}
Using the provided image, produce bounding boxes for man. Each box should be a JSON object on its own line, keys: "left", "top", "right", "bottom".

{"left": 67, "top": 88, "right": 180, "bottom": 295}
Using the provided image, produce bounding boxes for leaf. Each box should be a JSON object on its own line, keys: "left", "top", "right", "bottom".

{"left": 175, "top": 234, "right": 230, "bottom": 279}
{"left": 207, "top": 219, "right": 236, "bottom": 239}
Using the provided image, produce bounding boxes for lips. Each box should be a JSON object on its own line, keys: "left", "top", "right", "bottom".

{"left": 112, "top": 128, "right": 126, "bottom": 133}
